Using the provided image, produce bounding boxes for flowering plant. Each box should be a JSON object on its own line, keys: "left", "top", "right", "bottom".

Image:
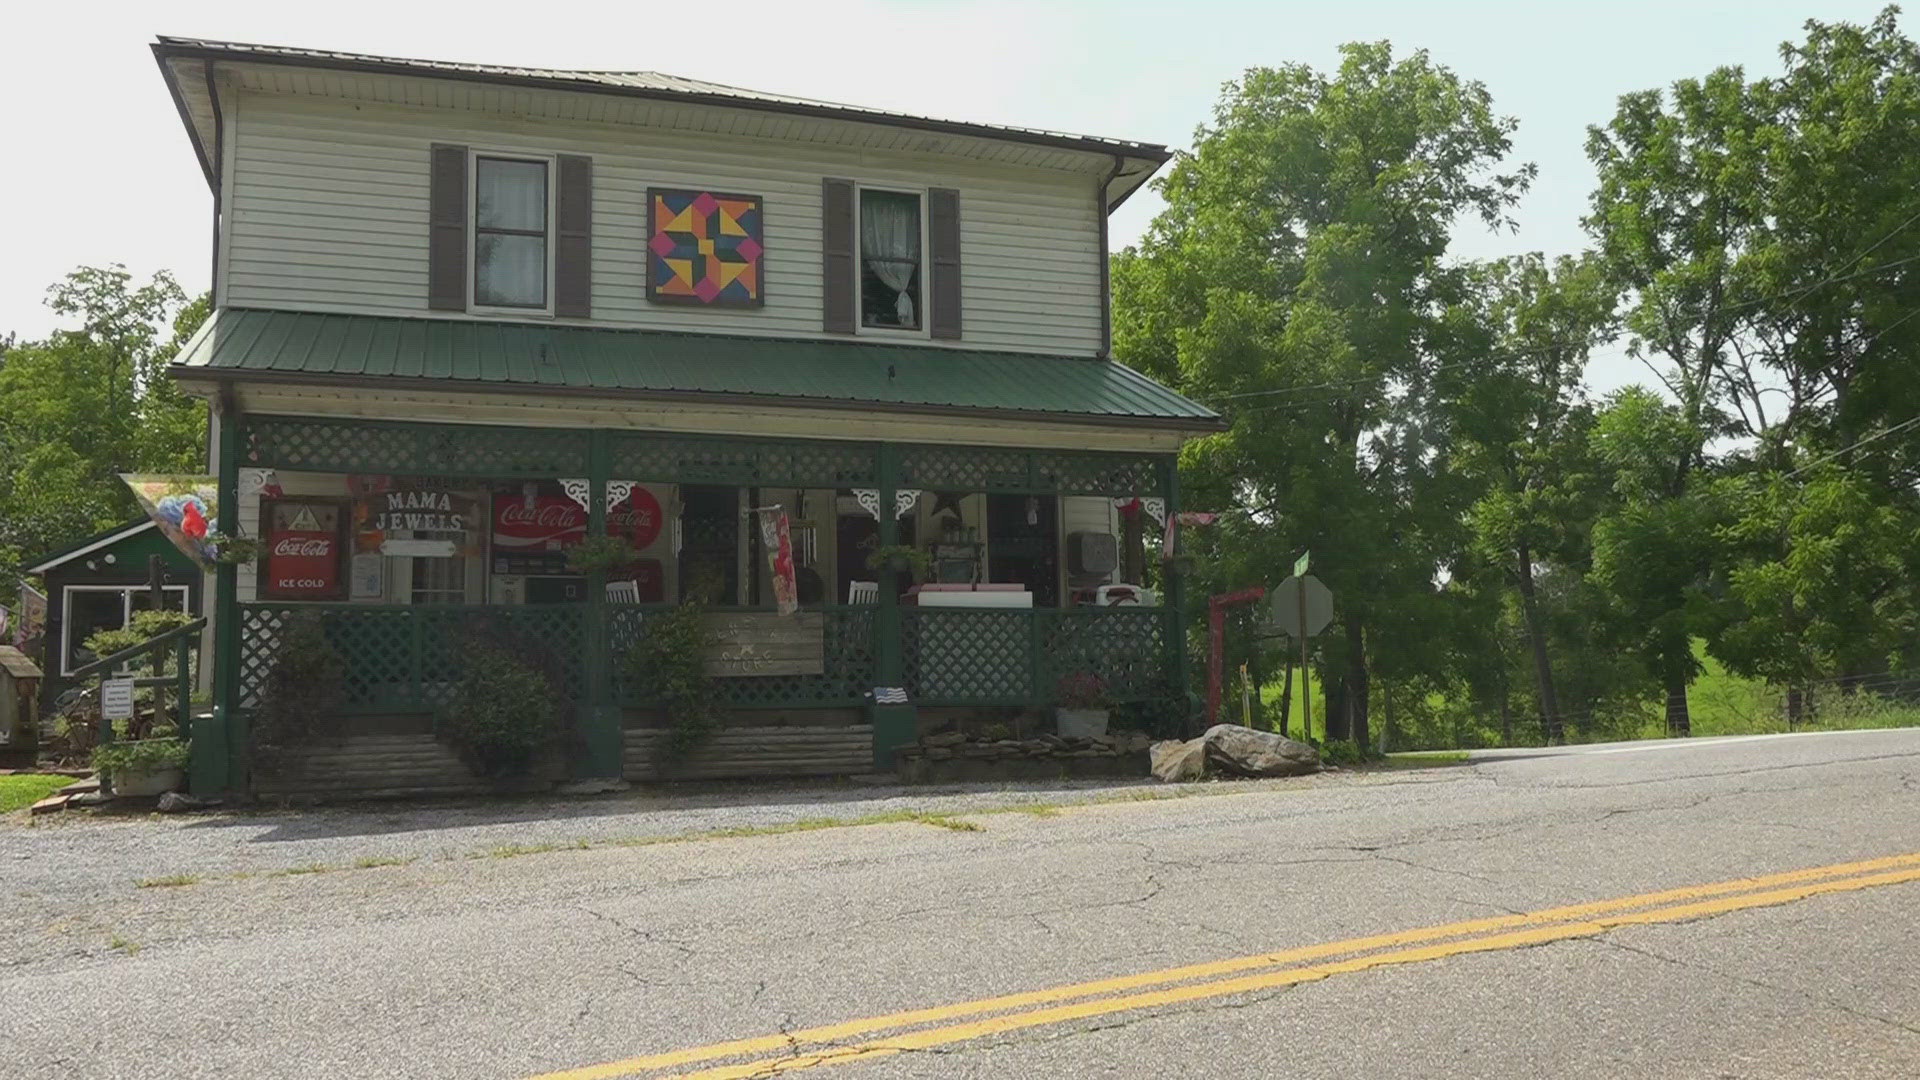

{"left": 1056, "top": 671, "right": 1111, "bottom": 710}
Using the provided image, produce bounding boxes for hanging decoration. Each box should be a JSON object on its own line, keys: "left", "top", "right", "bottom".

{"left": 121, "top": 474, "right": 222, "bottom": 569}
{"left": 1160, "top": 511, "right": 1221, "bottom": 562}
{"left": 648, "top": 188, "right": 765, "bottom": 307}
{"left": 754, "top": 506, "right": 798, "bottom": 616}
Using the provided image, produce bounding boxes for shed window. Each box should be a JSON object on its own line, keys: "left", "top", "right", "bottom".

{"left": 860, "top": 189, "right": 922, "bottom": 330}
{"left": 474, "top": 157, "right": 550, "bottom": 309}
{"left": 61, "top": 586, "right": 189, "bottom": 676}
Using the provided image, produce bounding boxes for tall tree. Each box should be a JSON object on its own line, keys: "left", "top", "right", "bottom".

{"left": 1443, "top": 254, "right": 1614, "bottom": 742}
{"left": 1114, "top": 42, "right": 1532, "bottom": 746}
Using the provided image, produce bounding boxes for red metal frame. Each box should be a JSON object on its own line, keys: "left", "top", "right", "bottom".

{"left": 1207, "top": 587, "right": 1266, "bottom": 727}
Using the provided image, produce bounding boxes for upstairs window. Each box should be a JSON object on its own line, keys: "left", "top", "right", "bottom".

{"left": 473, "top": 156, "right": 550, "bottom": 309}
{"left": 860, "top": 189, "right": 922, "bottom": 330}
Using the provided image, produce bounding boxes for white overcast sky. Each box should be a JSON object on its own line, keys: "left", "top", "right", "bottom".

{"left": 0, "top": 0, "right": 1889, "bottom": 392}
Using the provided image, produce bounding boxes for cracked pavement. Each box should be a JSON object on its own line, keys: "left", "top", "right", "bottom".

{"left": 3, "top": 727, "right": 1918, "bottom": 1078}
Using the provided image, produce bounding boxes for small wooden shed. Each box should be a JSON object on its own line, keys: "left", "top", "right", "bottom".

{"left": 23, "top": 520, "right": 203, "bottom": 715}
{"left": 0, "top": 645, "right": 42, "bottom": 765}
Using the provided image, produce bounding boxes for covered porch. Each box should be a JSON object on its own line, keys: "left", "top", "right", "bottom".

{"left": 207, "top": 415, "right": 1190, "bottom": 789}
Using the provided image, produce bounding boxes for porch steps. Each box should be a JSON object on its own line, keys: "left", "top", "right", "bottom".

{"left": 624, "top": 725, "right": 873, "bottom": 780}
{"left": 258, "top": 734, "right": 484, "bottom": 799}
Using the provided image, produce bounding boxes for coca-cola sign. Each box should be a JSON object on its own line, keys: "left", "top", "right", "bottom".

{"left": 264, "top": 500, "right": 345, "bottom": 600}
{"left": 272, "top": 537, "right": 333, "bottom": 558}
{"left": 491, "top": 489, "right": 665, "bottom": 552}
{"left": 492, "top": 496, "right": 588, "bottom": 550}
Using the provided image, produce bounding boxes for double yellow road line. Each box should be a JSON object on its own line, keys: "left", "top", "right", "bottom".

{"left": 532, "top": 851, "right": 1920, "bottom": 1080}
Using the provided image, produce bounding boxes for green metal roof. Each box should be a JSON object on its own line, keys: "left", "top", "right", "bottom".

{"left": 172, "top": 309, "right": 1222, "bottom": 430}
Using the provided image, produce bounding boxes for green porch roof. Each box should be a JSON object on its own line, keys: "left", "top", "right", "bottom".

{"left": 172, "top": 309, "right": 1221, "bottom": 430}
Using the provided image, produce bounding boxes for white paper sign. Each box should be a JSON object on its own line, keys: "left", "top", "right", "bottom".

{"left": 101, "top": 678, "right": 136, "bottom": 720}
{"left": 350, "top": 552, "right": 385, "bottom": 599}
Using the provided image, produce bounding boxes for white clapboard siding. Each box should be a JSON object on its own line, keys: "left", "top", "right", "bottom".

{"left": 226, "top": 91, "right": 1105, "bottom": 356}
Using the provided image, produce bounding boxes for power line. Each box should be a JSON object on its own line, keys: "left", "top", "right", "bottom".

{"left": 1782, "top": 413, "right": 1920, "bottom": 480}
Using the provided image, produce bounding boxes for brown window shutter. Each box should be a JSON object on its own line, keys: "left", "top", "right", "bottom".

{"left": 928, "top": 187, "right": 962, "bottom": 340}
{"left": 555, "top": 154, "right": 593, "bottom": 318}
{"left": 822, "top": 178, "right": 856, "bottom": 334}
{"left": 428, "top": 144, "right": 469, "bottom": 311}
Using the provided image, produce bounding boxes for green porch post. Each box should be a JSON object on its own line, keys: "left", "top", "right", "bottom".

{"left": 1161, "top": 456, "right": 1193, "bottom": 734}
{"left": 579, "top": 429, "right": 622, "bottom": 778}
{"left": 193, "top": 400, "right": 242, "bottom": 795}
{"left": 870, "top": 442, "right": 916, "bottom": 769}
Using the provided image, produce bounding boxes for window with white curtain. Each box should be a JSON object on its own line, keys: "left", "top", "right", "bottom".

{"left": 474, "top": 156, "right": 550, "bottom": 309}
{"left": 859, "top": 189, "right": 923, "bottom": 330}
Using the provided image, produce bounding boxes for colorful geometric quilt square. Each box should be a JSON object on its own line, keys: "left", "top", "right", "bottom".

{"left": 647, "top": 188, "right": 765, "bottom": 307}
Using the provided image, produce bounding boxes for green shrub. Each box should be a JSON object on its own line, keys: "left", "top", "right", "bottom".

{"left": 93, "top": 738, "right": 190, "bottom": 775}
{"left": 442, "top": 644, "right": 556, "bottom": 777}
{"left": 624, "top": 601, "right": 721, "bottom": 757}
{"left": 251, "top": 613, "right": 347, "bottom": 774}
{"left": 1315, "top": 738, "right": 1373, "bottom": 767}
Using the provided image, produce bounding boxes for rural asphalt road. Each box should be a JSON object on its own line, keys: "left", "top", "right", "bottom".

{"left": 4, "top": 727, "right": 1918, "bottom": 1078}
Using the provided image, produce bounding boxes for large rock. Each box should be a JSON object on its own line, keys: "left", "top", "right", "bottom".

{"left": 1151, "top": 724, "right": 1321, "bottom": 782}
{"left": 1149, "top": 738, "right": 1209, "bottom": 782}
{"left": 1203, "top": 724, "right": 1321, "bottom": 777}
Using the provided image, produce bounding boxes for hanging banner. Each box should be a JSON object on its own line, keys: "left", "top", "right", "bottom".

{"left": 121, "top": 474, "right": 221, "bottom": 570}
{"left": 1160, "top": 511, "right": 1220, "bottom": 561}
{"left": 757, "top": 508, "right": 798, "bottom": 616}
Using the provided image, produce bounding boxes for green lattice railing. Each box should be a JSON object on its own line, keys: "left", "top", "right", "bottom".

{"left": 237, "top": 602, "right": 1172, "bottom": 715}
{"left": 238, "top": 603, "right": 588, "bottom": 714}
{"left": 901, "top": 607, "right": 1172, "bottom": 707}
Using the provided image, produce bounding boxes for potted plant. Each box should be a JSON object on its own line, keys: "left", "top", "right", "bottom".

{"left": 866, "top": 544, "right": 931, "bottom": 579}
{"left": 1055, "top": 671, "right": 1112, "bottom": 739}
{"left": 565, "top": 535, "right": 640, "bottom": 576}
{"left": 93, "top": 737, "right": 191, "bottom": 797}
{"left": 207, "top": 533, "right": 261, "bottom": 565}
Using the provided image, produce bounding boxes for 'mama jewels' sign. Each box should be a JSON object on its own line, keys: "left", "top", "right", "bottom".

{"left": 372, "top": 490, "right": 471, "bottom": 537}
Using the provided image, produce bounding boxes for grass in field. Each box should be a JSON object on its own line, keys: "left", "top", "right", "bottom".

{"left": 0, "top": 774, "right": 71, "bottom": 813}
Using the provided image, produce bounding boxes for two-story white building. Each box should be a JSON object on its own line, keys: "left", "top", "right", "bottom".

{"left": 154, "top": 37, "right": 1221, "bottom": 794}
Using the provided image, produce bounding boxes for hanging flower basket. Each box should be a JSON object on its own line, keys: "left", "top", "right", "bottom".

{"left": 207, "top": 534, "right": 260, "bottom": 566}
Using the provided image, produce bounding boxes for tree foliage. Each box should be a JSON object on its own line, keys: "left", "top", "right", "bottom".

{"left": 0, "top": 266, "right": 208, "bottom": 593}
{"left": 1119, "top": 8, "right": 1920, "bottom": 745}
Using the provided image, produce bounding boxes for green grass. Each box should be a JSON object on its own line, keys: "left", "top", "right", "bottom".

{"left": 1, "top": 774, "right": 71, "bottom": 813}
{"left": 352, "top": 855, "right": 413, "bottom": 869}
{"left": 137, "top": 873, "right": 201, "bottom": 889}
{"left": 107, "top": 934, "right": 141, "bottom": 955}
{"left": 1383, "top": 750, "right": 1471, "bottom": 769}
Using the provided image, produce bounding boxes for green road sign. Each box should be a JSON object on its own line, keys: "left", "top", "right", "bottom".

{"left": 1293, "top": 550, "right": 1311, "bottom": 577}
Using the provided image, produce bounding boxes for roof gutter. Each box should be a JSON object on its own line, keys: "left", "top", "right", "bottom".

{"left": 204, "top": 61, "right": 224, "bottom": 303}
{"left": 1097, "top": 154, "right": 1124, "bottom": 359}
{"left": 151, "top": 40, "right": 1174, "bottom": 184}
{"left": 151, "top": 44, "right": 214, "bottom": 189}
{"left": 167, "top": 364, "right": 1226, "bottom": 434}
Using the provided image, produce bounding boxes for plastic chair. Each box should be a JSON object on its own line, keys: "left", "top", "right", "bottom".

{"left": 605, "top": 579, "right": 641, "bottom": 603}
{"left": 847, "top": 580, "right": 879, "bottom": 604}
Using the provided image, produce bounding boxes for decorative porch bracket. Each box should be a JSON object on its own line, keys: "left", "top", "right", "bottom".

{"left": 1112, "top": 497, "right": 1168, "bottom": 526}
{"left": 852, "top": 488, "right": 922, "bottom": 521}
{"left": 561, "top": 479, "right": 639, "bottom": 511}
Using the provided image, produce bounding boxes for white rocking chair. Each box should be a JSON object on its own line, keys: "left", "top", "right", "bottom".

{"left": 847, "top": 580, "right": 879, "bottom": 605}
{"left": 606, "top": 579, "right": 641, "bottom": 603}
